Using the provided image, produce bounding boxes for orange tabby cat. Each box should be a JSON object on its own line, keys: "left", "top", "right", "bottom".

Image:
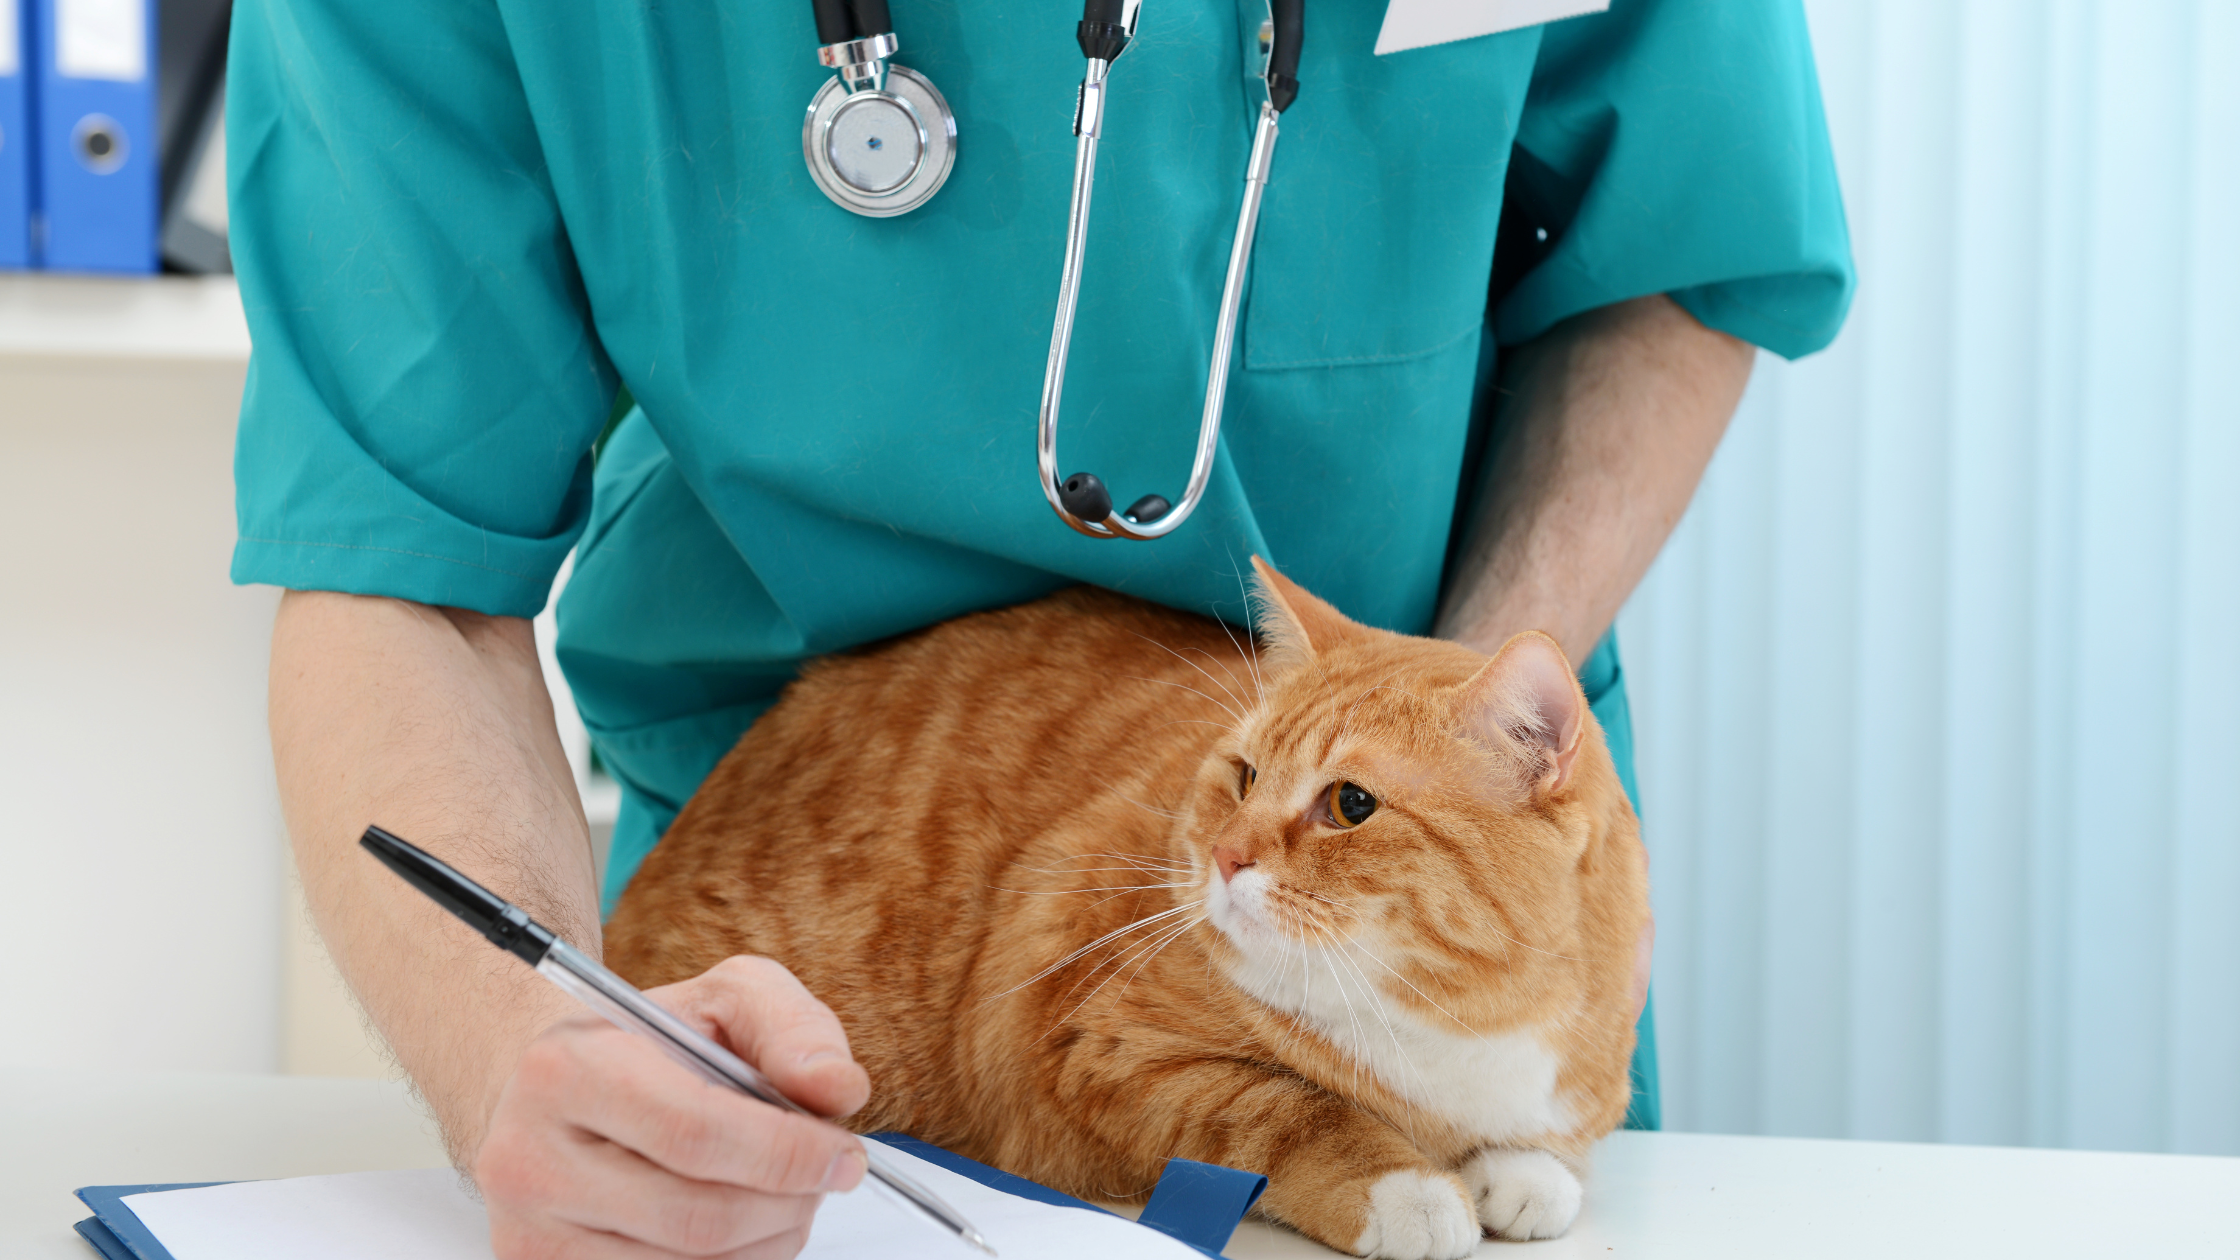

{"left": 605, "top": 559, "right": 1648, "bottom": 1259}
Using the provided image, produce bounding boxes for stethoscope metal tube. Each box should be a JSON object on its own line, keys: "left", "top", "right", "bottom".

{"left": 1038, "top": 0, "right": 1302, "bottom": 540}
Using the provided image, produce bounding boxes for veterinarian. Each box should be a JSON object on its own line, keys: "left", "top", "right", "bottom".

{"left": 232, "top": 0, "right": 1852, "bottom": 1253}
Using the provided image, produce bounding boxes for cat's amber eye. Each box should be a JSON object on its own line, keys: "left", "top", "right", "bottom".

{"left": 1239, "top": 763, "right": 1258, "bottom": 797}
{"left": 1329, "top": 782, "right": 1377, "bottom": 828}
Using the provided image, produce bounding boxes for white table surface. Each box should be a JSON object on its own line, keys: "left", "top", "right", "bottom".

{"left": 7, "top": 1070, "right": 2234, "bottom": 1259}
{"left": 0, "top": 274, "right": 249, "bottom": 362}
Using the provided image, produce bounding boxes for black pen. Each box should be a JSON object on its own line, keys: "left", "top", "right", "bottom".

{"left": 360, "top": 825, "right": 994, "bottom": 1256}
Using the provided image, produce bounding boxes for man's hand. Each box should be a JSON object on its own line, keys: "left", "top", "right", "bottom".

{"left": 271, "top": 592, "right": 868, "bottom": 1259}
{"left": 478, "top": 957, "right": 871, "bottom": 1260}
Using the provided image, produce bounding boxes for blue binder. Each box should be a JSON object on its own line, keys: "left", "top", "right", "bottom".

{"left": 0, "top": 0, "right": 32, "bottom": 267}
{"left": 36, "top": 0, "right": 157, "bottom": 273}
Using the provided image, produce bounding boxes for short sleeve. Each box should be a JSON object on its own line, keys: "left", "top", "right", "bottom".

{"left": 1495, "top": 0, "right": 1856, "bottom": 360}
{"left": 226, "top": 0, "right": 616, "bottom": 617}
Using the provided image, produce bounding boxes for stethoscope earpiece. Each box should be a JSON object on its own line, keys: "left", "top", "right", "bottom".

{"left": 1058, "top": 473, "right": 1174, "bottom": 526}
{"left": 1057, "top": 473, "right": 1113, "bottom": 523}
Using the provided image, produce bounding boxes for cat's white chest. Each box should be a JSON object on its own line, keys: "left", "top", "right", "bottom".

{"left": 1219, "top": 919, "right": 1576, "bottom": 1145}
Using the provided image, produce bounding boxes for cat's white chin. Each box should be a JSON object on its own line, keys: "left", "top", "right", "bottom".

{"left": 1217, "top": 918, "right": 1580, "bottom": 1149}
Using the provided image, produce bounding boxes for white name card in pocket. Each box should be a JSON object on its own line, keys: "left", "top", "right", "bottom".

{"left": 1374, "top": 0, "right": 1609, "bottom": 56}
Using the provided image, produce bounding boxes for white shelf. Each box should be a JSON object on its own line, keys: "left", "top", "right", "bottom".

{"left": 0, "top": 272, "right": 250, "bottom": 362}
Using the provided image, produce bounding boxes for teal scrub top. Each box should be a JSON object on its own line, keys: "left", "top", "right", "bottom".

{"left": 228, "top": 0, "right": 1853, "bottom": 1132}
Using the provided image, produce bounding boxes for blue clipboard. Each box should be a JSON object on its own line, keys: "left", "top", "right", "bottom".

{"left": 72, "top": 1182, "right": 227, "bottom": 1260}
{"left": 874, "top": 1135, "right": 1267, "bottom": 1258}
{"left": 74, "top": 1138, "right": 1267, "bottom": 1260}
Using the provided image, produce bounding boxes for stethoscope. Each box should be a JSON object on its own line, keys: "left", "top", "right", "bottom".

{"left": 804, "top": 0, "right": 1307, "bottom": 540}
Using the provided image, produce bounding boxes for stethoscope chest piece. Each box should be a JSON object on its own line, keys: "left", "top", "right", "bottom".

{"left": 802, "top": 8, "right": 957, "bottom": 219}
{"left": 803, "top": 64, "right": 955, "bottom": 217}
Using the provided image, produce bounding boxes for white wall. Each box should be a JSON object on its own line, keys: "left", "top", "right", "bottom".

{"left": 1617, "top": 0, "right": 2240, "bottom": 1156}
{"left": 0, "top": 279, "right": 281, "bottom": 1072}
{"left": 0, "top": 274, "right": 623, "bottom": 1080}
{"left": 0, "top": 276, "right": 606, "bottom": 1080}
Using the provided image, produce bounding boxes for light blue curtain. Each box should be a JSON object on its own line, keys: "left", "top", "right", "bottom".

{"left": 1616, "top": 0, "right": 2240, "bottom": 1155}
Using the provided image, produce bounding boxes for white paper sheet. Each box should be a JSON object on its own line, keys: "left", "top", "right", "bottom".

{"left": 121, "top": 1139, "right": 1211, "bottom": 1260}
{"left": 1373, "top": 0, "right": 1609, "bottom": 56}
{"left": 123, "top": 1168, "right": 490, "bottom": 1259}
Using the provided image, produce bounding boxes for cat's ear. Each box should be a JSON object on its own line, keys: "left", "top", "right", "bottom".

{"left": 1458, "top": 631, "right": 1587, "bottom": 798}
{"left": 1249, "top": 556, "right": 1369, "bottom": 663}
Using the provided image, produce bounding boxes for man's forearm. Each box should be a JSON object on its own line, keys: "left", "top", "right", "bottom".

{"left": 270, "top": 591, "right": 599, "bottom": 1164}
{"left": 1437, "top": 294, "right": 1756, "bottom": 663}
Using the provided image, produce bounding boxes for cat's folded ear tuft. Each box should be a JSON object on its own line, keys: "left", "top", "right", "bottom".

{"left": 1458, "top": 631, "right": 1587, "bottom": 799}
{"left": 1248, "top": 556, "right": 1371, "bottom": 667}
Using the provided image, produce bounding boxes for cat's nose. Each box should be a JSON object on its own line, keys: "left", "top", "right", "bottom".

{"left": 1213, "top": 846, "right": 1254, "bottom": 883}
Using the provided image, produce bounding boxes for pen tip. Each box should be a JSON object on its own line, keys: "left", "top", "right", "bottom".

{"left": 965, "top": 1229, "right": 997, "bottom": 1256}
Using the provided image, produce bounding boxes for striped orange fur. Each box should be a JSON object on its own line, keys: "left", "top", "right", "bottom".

{"left": 605, "top": 559, "right": 1648, "bottom": 1257}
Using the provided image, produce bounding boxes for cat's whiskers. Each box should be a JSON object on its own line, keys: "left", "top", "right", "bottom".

{"left": 1109, "top": 913, "right": 1206, "bottom": 1005}
{"left": 1262, "top": 882, "right": 1361, "bottom": 939}
{"left": 1244, "top": 900, "right": 1340, "bottom": 1074}
{"left": 1010, "top": 853, "right": 1193, "bottom": 876}
{"left": 1189, "top": 641, "right": 1265, "bottom": 729}
{"left": 1052, "top": 923, "right": 1172, "bottom": 1007}
{"left": 1288, "top": 909, "right": 1396, "bottom": 1129}
{"left": 1244, "top": 899, "right": 1402, "bottom": 1103}
{"left": 1215, "top": 896, "right": 1319, "bottom": 1072}
{"left": 1060, "top": 850, "right": 1195, "bottom": 869}
{"left": 1003, "top": 869, "right": 1215, "bottom": 1039}
{"left": 1306, "top": 916, "right": 1440, "bottom": 1145}
{"left": 1221, "top": 560, "right": 1270, "bottom": 709}
{"left": 1110, "top": 789, "right": 1188, "bottom": 822}
{"left": 986, "top": 902, "right": 1200, "bottom": 1001}
{"left": 1122, "top": 675, "right": 1244, "bottom": 726}
{"left": 1336, "top": 933, "right": 1485, "bottom": 1039}
{"left": 1189, "top": 638, "right": 1264, "bottom": 726}
{"left": 998, "top": 859, "right": 1193, "bottom": 884}
{"left": 1128, "top": 627, "right": 1254, "bottom": 735}
{"left": 1260, "top": 906, "right": 1352, "bottom": 1072}
{"left": 1144, "top": 717, "right": 1239, "bottom": 738}
{"left": 988, "top": 881, "right": 1196, "bottom": 896}
{"left": 986, "top": 863, "right": 1197, "bottom": 908}
{"left": 1296, "top": 891, "right": 1602, "bottom": 1043}
{"left": 1127, "top": 631, "right": 1252, "bottom": 719}
{"left": 1045, "top": 912, "right": 1206, "bottom": 1033}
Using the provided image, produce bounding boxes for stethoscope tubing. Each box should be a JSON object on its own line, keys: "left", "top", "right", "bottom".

{"left": 804, "top": 0, "right": 1302, "bottom": 542}
{"left": 1038, "top": 84, "right": 1282, "bottom": 540}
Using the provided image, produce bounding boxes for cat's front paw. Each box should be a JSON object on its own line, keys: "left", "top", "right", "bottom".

{"left": 1461, "top": 1148, "right": 1581, "bottom": 1240}
{"left": 1351, "top": 1169, "right": 1480, "bottom": 1260}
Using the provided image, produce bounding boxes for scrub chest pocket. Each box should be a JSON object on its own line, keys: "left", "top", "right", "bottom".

{"left": 1244, "top": 6, "right": 1541, "bottom": 371}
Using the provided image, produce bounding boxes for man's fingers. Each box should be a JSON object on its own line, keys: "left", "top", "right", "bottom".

{"left": 525, "top": 1020, "right": 867, "bottom": 1194}
{"left": 480, "top": 963, "right": 871, "bottom": 1260}
{"left": 657, "top": 956, "right": 872, "bottom": 1120}
{"left": 492, "top": 1125, "right": 822, "bottom": 1256}
{"left": 492, "top": 1207, "right": 813, "bottom": 1260}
